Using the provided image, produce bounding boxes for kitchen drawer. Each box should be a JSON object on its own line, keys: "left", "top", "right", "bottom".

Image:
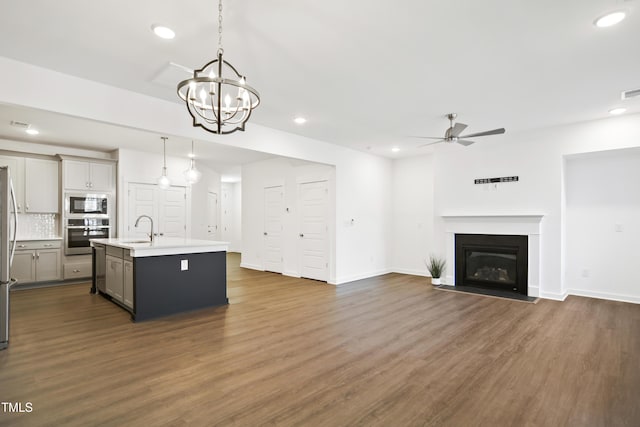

{"left": 16, "top": 240, "right": 62, "bottom": 250}
{"left": 63, "top": 261, "right": 93, "bottom": 280}
{"left": 106, "top": 246, "right": 124, "bottom": 258}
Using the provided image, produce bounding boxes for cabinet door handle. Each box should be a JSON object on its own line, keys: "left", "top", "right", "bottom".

{"left": 73, "top": 269, "right": 81, "bottom": 273}
{"left": 32, "top": 253, "right": 35, "bottom": 260}
{"left": 299, "top": 233, "right": 304, "bottom": 237}
{"left": 18, "top": 244, "right": 26, "bottom": 248}
{"left": 25, "top": 204, "right": 30, "bottom": 211}
{"left": 36, "top": 252, "right": 40, "bottom": 260}
{"left": 44, "top": 244, "right": 53, "bottom": 247}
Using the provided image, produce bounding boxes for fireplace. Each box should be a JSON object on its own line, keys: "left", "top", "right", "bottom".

{"left": 455, "top": 234, "right": 528, "bottom": 295}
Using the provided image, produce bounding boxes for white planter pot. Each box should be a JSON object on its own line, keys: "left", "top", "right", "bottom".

{"left": 431, "top": 277, "right": 441, "bottom": 285}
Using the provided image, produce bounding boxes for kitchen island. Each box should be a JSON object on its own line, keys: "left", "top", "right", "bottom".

{"left": 91, "top": 238, "right": 228, "bottom": 321}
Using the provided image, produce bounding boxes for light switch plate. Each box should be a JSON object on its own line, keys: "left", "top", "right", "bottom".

{"left": 181, "top": 259, "right": 188, "bottom": 271}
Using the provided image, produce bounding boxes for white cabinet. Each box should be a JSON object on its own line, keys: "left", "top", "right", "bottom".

{"left": 24, "top": 158, "right": 59, "bottom": 213}
{"left": 63, "top": 159, "right": 115, "bottom": 192}
{"left": 13, "top": 240, "right": 62, "bottom": 283}
{"left": 63, "top": 260, "right": 93, "bottom": 280}
{"left": 105, "top": 255, "right": 124, "bottom": 302}
{"left": 0, "top": 155, "right": 58, "bottom": 213}
{"left": 0, "top": 155, "right": 24, "bottom": 213}
{"left": 123, "top": 260, "right": 134, "bottom": 309}
{"left": 104, "top": 246, "right": 134, "bottom": 310}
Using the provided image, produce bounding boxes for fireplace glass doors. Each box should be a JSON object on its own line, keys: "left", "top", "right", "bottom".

{"left": 455, "top": 234, "right": 528, "bottom": 295}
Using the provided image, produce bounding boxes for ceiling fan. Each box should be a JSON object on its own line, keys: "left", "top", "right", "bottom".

{"left": 414, "top": 113, "right": 505, "bottom": 147}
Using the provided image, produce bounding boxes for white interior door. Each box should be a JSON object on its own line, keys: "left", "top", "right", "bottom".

{"left": 127, "top": 183, "right": 186, "bottom": 239}
{"left": 159, "top": 187, "right": 187, "bottom": 237}
{"left": 207, "top": 191, "right": 218, "bottom": 240}
{"left": 299, "top": 181, "right": 328, "bottom": 281}
{"left": 127, "top": 183, "right": 157, "bottom": 239}
{"left": 221, "top": 187, "right": 230, "bottom": 241}
{"left": 263, "top": 186, "right": 283, "bottom": 273}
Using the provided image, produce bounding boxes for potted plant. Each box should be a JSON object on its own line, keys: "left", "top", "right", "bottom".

{"left": 425, "top": 256, "right": 446, "bottom": 286}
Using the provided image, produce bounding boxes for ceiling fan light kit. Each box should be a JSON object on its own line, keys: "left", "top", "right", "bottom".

{"left": 414, "top": 113, "right": 506, "bottom": 147}
{"left": 177, "top": 0, "right": 260, "bottom": 135}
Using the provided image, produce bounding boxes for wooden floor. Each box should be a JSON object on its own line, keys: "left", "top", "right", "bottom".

{"left": 1, "top": 253, "right": 639, "bottom": 426}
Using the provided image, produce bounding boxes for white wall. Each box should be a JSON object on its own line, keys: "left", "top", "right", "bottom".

{"left": 116, "top": 148, "right": 221, "bottom": 239}
{"left": 564, "top": 148, "right": 640, "bottom": 303}
{"left": 241, "top": 158, "right": 337, "bottom": 280}
{"left": 0, "top": 57, "right": 394, "bottom": 286}
{"left": 391, "top": 154, "right": 435, "bottom": 276}
{"left": 397, "top": 113, "right": 640, "bottom": 301}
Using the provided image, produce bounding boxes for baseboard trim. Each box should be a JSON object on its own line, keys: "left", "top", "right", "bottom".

{"left": 392, "top": 268, "right": 430, "bottom": 277}
{"left": 283, "top": 270, "right": 300, "bottom": 278}
{"left": 567, "top": 288, "right": 640, "bottom": 304}
{"left": 539, "top": 290, "right": 568, "bottom": 301}
{"left": 335, "top": 269, "right": 393, "bottom": 285}
{"left": 240, "top": 262, "right": 263, "bottom": 271}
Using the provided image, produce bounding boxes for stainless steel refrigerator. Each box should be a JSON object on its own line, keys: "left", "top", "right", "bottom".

{"left": 1, "top": 166, "right": 19, "bottom": 350}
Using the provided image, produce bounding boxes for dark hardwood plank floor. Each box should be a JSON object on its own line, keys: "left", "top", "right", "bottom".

{"left": 1, "top": 253, "right": 639, "bottom": 426}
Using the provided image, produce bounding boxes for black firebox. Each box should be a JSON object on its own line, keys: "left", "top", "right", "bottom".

{"left": 455, "top": 234, "right": 528, "bottom": 295}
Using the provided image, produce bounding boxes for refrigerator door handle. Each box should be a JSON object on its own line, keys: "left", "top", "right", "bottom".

{"left": 9, "top": 180, "right": 18, "bottom": 267}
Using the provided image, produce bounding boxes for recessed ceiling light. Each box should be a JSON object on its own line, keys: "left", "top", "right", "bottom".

{"left": 391, "top": 147, "right": 400, "bottom": 153}
{"left": 151, "top": 24, "right": 175, "bottom": 40}
{"left": 25, "top": 128, "right": 39, "bottom": 135}
{"left": 608, "top": 107, "right": 627, "bottom": 115}
{"left": 594, "top": 11, "right": 626, "bottom": 28}
{"left": 294, "top": 117, "right": 307, "bottom": 124}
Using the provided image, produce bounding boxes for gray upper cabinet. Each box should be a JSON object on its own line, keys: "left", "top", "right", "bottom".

{"left": 0, "top": 155, "right": 58, "bottom": 213}
{"left": 63, "top": 159, "right": 115, "bottom": 192}
{"left": 24, "top": 158, "right": 59, "bottom": 213}
{"left": 0, "top": 155, "right": 25, "bottom": 213}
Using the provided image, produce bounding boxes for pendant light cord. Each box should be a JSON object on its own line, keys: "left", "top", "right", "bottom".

{"left": 217, "top": 0, "right": 224, "bottom": 55}
{"left": 161, "top": 136, "right": 168, "bottom": 171}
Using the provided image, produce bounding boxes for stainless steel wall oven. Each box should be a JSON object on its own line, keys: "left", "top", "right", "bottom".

{"left": 64, "top": 218, "right": 110, "bottom": 255}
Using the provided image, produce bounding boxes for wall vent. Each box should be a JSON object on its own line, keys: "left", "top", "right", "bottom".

{"left": 621, "top": 88, "right": 640, "bottom": 100}
{"left": 10, "top": 120, "right": 30, "bottom": 129}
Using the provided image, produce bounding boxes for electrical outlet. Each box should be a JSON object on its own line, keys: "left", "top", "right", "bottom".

{"left": 181, "top": 260, "right": 189, "bottom": 271}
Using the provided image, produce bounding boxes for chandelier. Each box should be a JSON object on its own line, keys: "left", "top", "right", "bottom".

{"left": 177, "top": 0, "right": 260, "bottom": 134}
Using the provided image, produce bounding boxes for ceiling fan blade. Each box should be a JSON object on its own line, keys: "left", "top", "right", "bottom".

{"left": 418, "top": 140, "right": 445, "bottom": 147}
{"left": 450, "top": 122, "right": 468, "bottom": 137}
{"left": 459, "top": 128, "right": 505, "bottom": 139}
{"left": 456, "top": 139, "right": 475, "bottom": 146}
{"left": 409, "top": 136, "right": 445, "bottom": 140}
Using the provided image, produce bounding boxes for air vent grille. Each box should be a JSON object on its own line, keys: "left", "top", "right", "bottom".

{"left": 10, "top": 120, "right": 30, "bottom": 129}
{"left": 621, "top": 88, "right": 640, "bottom": 100}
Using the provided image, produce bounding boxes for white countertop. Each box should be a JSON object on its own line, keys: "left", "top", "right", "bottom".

{"left": 17, "top": 237, "right": 63, "bottom": 241}
{"left": 90, "top": 238, "right": 229, "bottom": 257}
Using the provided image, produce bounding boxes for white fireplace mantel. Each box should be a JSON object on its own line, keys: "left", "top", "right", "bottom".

{"left": 441, "top": 214, "right": 545, "bottom": 297}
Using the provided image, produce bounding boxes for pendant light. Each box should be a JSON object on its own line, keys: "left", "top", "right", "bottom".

{"left": 177, "top": 0, "right": 260, "bottom": 134}
{"left": 183, "top": 140, "right": 202, "bottom": 185}
{"left": 158, "top": 137, "right": 171, "bottom": 190}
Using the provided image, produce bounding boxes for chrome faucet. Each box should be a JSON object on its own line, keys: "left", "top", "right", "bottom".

{"left": 134, "top": 215, "right": 154, "bottom": 242}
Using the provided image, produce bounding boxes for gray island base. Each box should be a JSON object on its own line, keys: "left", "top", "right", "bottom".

{"left": 91, "top": 238, "right": 229, "bottom": 322}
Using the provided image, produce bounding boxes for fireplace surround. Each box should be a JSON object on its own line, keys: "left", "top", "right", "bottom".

{"left": 455, "top": 234, "right": 528, "bottom": 295}
{"left": 442, "top": 215, "right": 543, "bottom": 297}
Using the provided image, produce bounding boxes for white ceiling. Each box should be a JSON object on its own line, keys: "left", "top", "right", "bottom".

{"left": 0, "top": 0, "right": 639, "bottom": 159}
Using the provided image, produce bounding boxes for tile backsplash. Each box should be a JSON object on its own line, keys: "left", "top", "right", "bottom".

{"left": 16, "top": 213, "right": 59, "bottom": 239}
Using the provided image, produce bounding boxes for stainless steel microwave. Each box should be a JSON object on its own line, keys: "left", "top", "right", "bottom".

{"left": 65, "top": 194, "right": 110, "bottom": 216}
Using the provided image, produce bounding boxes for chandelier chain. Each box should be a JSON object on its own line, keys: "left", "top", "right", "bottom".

{"left": 218, "top": 0, "right": 223, "bottom": 54}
